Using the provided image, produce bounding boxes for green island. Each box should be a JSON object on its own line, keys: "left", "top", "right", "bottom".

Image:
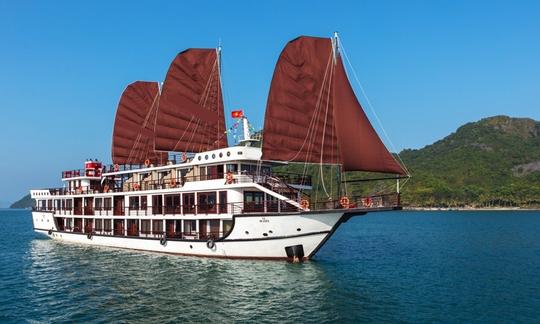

{"left": 10, "top": 115, "right": 540, "bottom": 209}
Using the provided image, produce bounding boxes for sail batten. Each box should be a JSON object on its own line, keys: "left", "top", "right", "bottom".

{"left": 112, "top": 81, "right": 167, "bottom": 165}
{"left": 154, "top": 48, "right": 227, "bottom": 153}
{"left": 262, "top": 36, "right": 406, "bottom": 175}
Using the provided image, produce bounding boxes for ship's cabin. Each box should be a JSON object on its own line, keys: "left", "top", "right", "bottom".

{"left": 32, "top": 146, "right": 318, "bottom": 241}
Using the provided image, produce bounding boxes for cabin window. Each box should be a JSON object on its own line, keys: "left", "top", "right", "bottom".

{"left": 261, "top": 166, "right": 271, "bottom": 175}
{"left": 198, "top": 192, "right": 217, "bottom": 214}
{"left": 208, "top": 219, "right": 220, "bottom": 238}
{"left": 152, "top": 220, "right": 163, "bottom": 235}
{"left": 223, "top": 220, "right": 233, "bottom": 234}
{"left": 73, "top": 218, "right": 83, "bottom": 232}
{"left": 183, "top": 193, "right": 195, "bottom": 214}
{"left": 47, "top": 200, "right": 53, "bottom": 209}
{"left": 184, "top": 220, "right": 196, "bottom": 235}
{"left": 226, "top": 163, "right": 238, "bottom": 174}
{"left": 95, "top": 219, "right": 103, "bottom": 231}
{"left": 141, "top": 220, "right": 151, "bottom": 234}
{"left": 113, "top": 219, "right": 124, "bottom": 235}
{"left": 240, "top": 164, "right": 258, "bottom": 174}
{"left": 141, "top": 196, "right": 147, "bottom": 210}
{"left": 103, "top": 219, "right": 112, "bottom": 232}
{"left": 152, "top": 195, "right": 163, "bottom": 214}
{"left": 66, "top": 199, "right": 73, "bottom": 210}
{"left": 244, "top": 191, "right": 264, "bottom": 212}
{"left": 129, "top": 196, "right": 139, "bottom": 210}
{"left": 127, "top": 219, "right": 138, "bottom": 236}
{"left": 104, "top": 198, "right": 112, "bottom": 210}
{"left": 200, "top": 166, "right": 207, "bottom": 181}
{"left": 65, "top": 218, "right": 73, "bottom": 230}
{"left": 267, "top": 195, "right": 279, "bottom": 212}
{"left": 95, "top": 198, "right": 103, "bottom": 210}
{"left": 164, "top": 194, "right": 181, "bottom": 214}
{"left": 218, "top": 191, "right": 227, "bottom": 214}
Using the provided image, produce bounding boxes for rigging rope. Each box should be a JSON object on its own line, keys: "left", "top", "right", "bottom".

{"left": 339, "top": 41, "right": 411, "bottom": 177}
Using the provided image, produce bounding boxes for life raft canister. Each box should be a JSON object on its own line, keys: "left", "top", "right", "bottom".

{"left": 225, "top": 172, "right": 234, "bottom": 184}
{"left": 340, "top": 196, "right": 350, "bottom": 208}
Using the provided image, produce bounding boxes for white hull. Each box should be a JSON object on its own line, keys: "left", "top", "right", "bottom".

{"left": 32, "top": 211, "right": 348, "bottom": 260}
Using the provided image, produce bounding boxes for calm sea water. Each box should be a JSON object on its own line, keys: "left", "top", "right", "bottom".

{"left": 1, "top": 209, "right": 539, "bottom": 323}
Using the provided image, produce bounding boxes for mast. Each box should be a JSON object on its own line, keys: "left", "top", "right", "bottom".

{"left": 332, "top": 31, "right": 339, "bottom": 62}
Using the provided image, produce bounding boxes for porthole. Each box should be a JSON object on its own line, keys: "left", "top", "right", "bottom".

{"left": 212, "top": 154, "right": 216, "bottom": 159}
{"left": 190, "top": 245, "right": 193, "bottom": 249}
{"left": 198, "top": 156, "right": 202, "bottom": 161}
{"left": 269, "top": 230, "right": 273, "bottom": 234}
{"left": 237, "top": 151, "right": 243, "bottom": 155}
{"left": 297, "top": 228, "right": 301, "bottom": 232}
{"left": 263, "top": 233, "right": 268, "bottom": 237}
{"left": 227, "top": 151, "right": 231, "bottom": 157}
{"left": 205, "top": 155, "right": 208, "bottom": 160}
{"left": 219, "top": 152, "right": 223, "bottom": 158}
{"left": 245, "top": 231, "right": 249, "bottom": 235}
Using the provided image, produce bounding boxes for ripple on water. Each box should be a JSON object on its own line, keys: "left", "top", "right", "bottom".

{"left": 1, "top": 210, "right": 540, "bottom": 323}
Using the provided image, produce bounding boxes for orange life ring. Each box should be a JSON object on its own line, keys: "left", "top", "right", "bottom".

{"left": 362, "top": 197, "right": 373, "bottom": 208}
{"left": 113, "top": 164, "right": 119, "bottom": 172}
{"left": 133, "top": 183, "right": 140, "bottom": 190}
{"left": 181, "top": 152, "right": 187, "bottom": 162}
{"left": 225, "top": 172, "right": 234, "bottom": 184}
{"left": 340, "top": 196, "right": 350, "bottom": 208}
{"left": 170, "top": 178, "right": 177, "bottom": 188}
{"left": 103, "top": 184, "right": 109, "bottom": 193}
{"left": 300, "top": 199, "right": 309, "bottom": 209}
{"left": 144, "top": 159, "right": 150, "bottom": 167}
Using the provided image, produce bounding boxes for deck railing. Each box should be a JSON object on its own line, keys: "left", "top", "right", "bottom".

{"left": 43, "top": 171, "right": 312, "bottom": 196}
{"left": 33, "top": 192, "right": 401, "bottom": 216}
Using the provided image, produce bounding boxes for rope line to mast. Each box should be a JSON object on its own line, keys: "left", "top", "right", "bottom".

{"left": 339, "top": 41, "right": 411, "bottom": 177}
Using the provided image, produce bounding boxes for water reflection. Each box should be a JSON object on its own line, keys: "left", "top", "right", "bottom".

{"left": 24, "top": 239, "right": 338, "bottom": 322}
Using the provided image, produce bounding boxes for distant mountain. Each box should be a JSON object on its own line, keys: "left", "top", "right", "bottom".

{"left": 400, "top": 116, "right": 540, "bottom": 207}
{"left": 10, "top": 194, "right": 34, "bottom": 209}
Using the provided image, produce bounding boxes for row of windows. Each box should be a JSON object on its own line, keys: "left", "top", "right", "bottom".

{"left": 58, "top": 217, "right": 232, "bottom": 237}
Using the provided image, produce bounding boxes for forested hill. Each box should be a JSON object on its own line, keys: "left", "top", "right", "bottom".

{"left": 400, "top": 115, "right": 540, "bottom": 207}
{"left": 10, "top": 194, "right": 34, "bottom": 209}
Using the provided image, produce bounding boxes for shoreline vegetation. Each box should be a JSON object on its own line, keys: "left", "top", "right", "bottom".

{"left": 404, "top": 206, "right": 539, "bottom": 211}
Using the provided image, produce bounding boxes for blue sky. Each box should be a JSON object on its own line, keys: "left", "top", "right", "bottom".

{"left": 0, "top": 0, "right": 539, "bottom": 204}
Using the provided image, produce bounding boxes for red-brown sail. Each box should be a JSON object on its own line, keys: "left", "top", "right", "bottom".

{"left": 154, "top": 48, "right": 227, "bottom": 152}
{"left": 112, "top": 81, "right": 167, "bottom": 165}
{"left": 262, "top": 36, "right": 340, "bottom": 164}
{"left": 262, "top": 36, "right": 406, "bottom": 175}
